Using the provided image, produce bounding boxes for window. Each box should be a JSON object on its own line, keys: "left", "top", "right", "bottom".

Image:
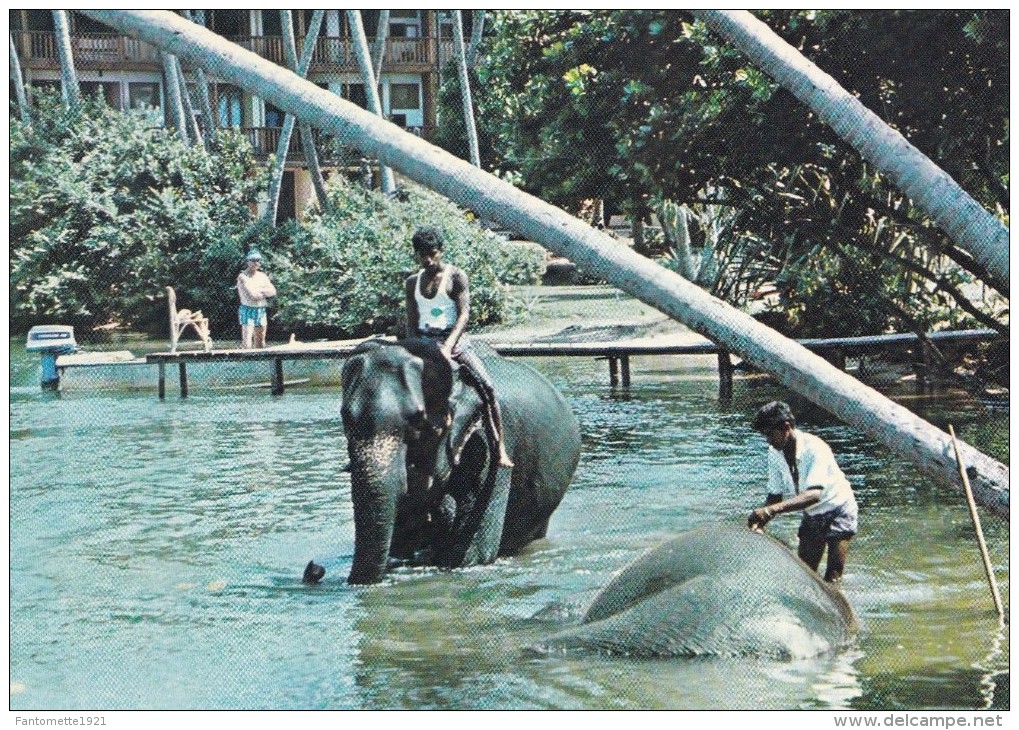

{"left": 265, "top": 101, "right": 286, "bottom": 129}
{"left": 216, "top": 84, "right": 243, "bottom": 127}
{"left": 205, "top": 10, "right": 247, "bottom": 37}
{"left": 389, "top": 10, "right": 420, "bottom": 39}
{"left": 261, "top": 10, "right": 281, "bottom": 36}
{"left": 343, "top": 83, "right": 368, "bottom": 110}
{"left": 389, "top": 83, "right": 420, "bottom": 111}
{"left": 128, "top": 82, "right": 161, "bottom": 110}
{"left": 72, "top": 14, "right": 113, "bottom": 34}
{"left": 81, "top": 81, "right": 122, "bottom": 109}
{"left": 26, "top": 10, "right": 54, "bottom": 32}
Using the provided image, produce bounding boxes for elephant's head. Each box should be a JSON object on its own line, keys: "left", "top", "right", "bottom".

{"left": 341, "top": 339, "right": 457, "bottom": 584}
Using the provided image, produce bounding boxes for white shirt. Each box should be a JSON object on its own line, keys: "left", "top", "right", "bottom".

{"left": 237, "top": 270, "right": 276, "bottom": 308}
{"left": 766, "top": 429, "right": 856, "bottom": 516}
{"left": 415, "top": 267, "right": 458, "bottom": 331}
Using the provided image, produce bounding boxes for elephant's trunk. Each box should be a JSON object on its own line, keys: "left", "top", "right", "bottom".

{"left": 347, "top": 433, "right": 407, "bottom": 585}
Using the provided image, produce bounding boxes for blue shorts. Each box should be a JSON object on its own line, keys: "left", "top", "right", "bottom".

{"left": 239, "top": 305, "right": 267, "bottom": 327}
{"left": 799, "top": 502, "right": 858, "bottom": 542}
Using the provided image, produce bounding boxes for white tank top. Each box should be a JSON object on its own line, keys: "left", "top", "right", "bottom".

{"left": 415, "top": 267, "right": 458, "bottom": 331}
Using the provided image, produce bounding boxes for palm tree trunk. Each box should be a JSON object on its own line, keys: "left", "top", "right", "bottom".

{"left": 10, "top": 33, "right": 31, "bottom": 124}
{"left": 371, "top": 10, "right": 389, "bottom": 81}
{"left": 174, "top": 56, "right": 203, "bottom": 145}
{"left": 161, "top": 51, "right": 189, "bottom": 142}
{"left": 80, "top": 10, "right": 1010, "bottom": 517}
{"left": 347, "top": 10, "right": 396, "bottom": 194}
{"left": 283, "top": 10, "right": 329, "bottom": 212}
{"left": 452, "top": 10, "right": 481, "bottom": 168}
{"left": 181, "top": 10, "right": 216, "bottom": 147}
{"left": 691, "top": 10, "right": 1010, "bottom": 295}
{"left": 266, "top": 10, "right": 327, "bottom": 226}
{"left": 467, "top": 10, "right": 486, "bottom": 66}
{"left": 51, "top": 10, "right": 80, "bottom": 110}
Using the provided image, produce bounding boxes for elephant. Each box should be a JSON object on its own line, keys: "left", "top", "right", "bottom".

{"left": 338, "top": 338, "right": 581, "bottom": 585}
{"left": 537, "top": 525, "right": 858, "bottom": 659}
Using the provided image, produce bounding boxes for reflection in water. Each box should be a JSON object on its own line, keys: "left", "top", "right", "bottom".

{"left": 8, "top": 351, "right": 1010, "bottom": 710}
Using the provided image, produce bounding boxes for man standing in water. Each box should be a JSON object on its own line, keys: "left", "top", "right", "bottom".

{"left": 405, "top": 226, "right": 513, "bottom": 468}
{"left": 747, "top": 401, "right": 858, "bottom": 582}
{"left": 237, "top": 249, "right": 276, "bottom": 349}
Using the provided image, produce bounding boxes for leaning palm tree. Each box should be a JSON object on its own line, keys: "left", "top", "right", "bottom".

{"left": 80, "top": 10, "right": 1010, "bottom": 517}
{"left": 51, "top": 10, "right": 80, "bottom": 109}
{"left": 10, "top": 33, "right": 31, "bottom": 124}
{"left": 181, "top": 10, "right": 216, "bottom": 147}
{"left": 691, "top": 10, "right": 1010, "bottom": 295}
{"left": 347, "top": 10, "right": 395, "bottom": 194}
{"left": 370, "top": 10, "right": 389, "bottom": 81}
{"left": 264, "top": 10, "right": 326, "bottom": 226}
{"left": 281, "top": 10, "right": 329, "bottom": 212}
{"left": 467, "top": 10, "right": 486, "bottom": 66}
{"left": 452, "top": 10, "right": 481, "bottom": 168}
{"left": 160, "top": 51, "right": 190, "bottom": 143}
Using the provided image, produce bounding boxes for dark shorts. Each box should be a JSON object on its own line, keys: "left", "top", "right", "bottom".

{"left": 799, "top": 502, "right": 858, "bottom": 543}
{"left": 416, "top": 331, "right": 494, "bottom": 391}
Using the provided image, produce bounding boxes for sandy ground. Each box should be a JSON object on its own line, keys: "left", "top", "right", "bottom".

{"left": 474, "top": 285, "right": 709, "bottom": 346}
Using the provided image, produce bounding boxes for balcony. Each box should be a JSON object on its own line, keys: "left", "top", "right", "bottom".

{"left": 241, "top": 124, "right": 432, "bottom": 160}
{"left": 14, "top": 31, "right": 440, "bottom": 73}
{"left": 16, "top": 31, "right": 160, "bottom": 67}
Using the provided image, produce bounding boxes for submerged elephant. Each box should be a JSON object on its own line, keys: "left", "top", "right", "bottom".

{"left": 539, "top": 525, "right": 857, "bottom": 659}
{"left": 339, "top": 338, "right": 581, "bottom": 584}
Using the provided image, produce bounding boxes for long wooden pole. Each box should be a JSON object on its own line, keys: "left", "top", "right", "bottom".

{"left": 948, "top": 425, "right": 1005, "bottom": 618}
{"left": 79, "top": 11, "right": 1010, "bottom": 517}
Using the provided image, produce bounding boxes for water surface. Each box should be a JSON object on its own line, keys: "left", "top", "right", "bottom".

{"left": 9, "top": 346, "right": 1009, "bottom": 710}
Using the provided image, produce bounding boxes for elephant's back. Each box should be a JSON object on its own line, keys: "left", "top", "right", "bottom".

{"left": 546, "top": 524, "right": 858, "bottom": 658}
{"left": 486, "top": 353, "right": 582, "bottom": 475}
{"left": 484, "top": 353, "right": 581, "bottom": 551}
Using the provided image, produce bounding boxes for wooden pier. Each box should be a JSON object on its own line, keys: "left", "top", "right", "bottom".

{"left": 142, "top": 329, "right": 1001, "bottom": 399}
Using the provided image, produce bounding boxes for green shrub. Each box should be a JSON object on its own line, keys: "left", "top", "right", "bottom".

{"left": 10, "top": 90, "right": 268, "bottom": 336}
{"left": 268, "top": 178, "right": 544, "bottom": 339}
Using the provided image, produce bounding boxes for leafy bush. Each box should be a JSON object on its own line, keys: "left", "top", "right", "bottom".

{"left": 10, "top": 91, "right": 268, "bottom": 336}
{"left": 268, "top": 178, "right": 544, "bottom": 339}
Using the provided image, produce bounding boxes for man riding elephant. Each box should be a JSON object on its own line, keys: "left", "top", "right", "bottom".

{"left": 405, "top": 226, "right": 514, "bottom": 469}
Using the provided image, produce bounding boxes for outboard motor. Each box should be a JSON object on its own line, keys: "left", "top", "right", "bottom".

{"left": 26, "top": 325, "right": 77, "bottom": 390}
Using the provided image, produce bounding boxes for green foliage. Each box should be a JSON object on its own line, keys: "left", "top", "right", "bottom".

{"left": 459, "top": 10, "right": 1008, "bottom": 337}
{"left": 10, "top": 90, "right": 268, "bottom": 335}
{"left": 266, "top": 179, "right": 543, "bottom": 339}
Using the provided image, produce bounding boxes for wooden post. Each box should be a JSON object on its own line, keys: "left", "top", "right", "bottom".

{"left": 179, "top": 362, "right": 189, "bottom": 399}
{"left": 717, "top": 349, "right": 734, "bottom": 401}
{"left": 271, "top": 358, "right": 285, "bottom": 395}
{"left": 608, "top": 357, "right": 619, "bottom": 387}
{"left": 948, "top": 425, "right": 1005, "bottom": 618}
{"left": 158, "top": 362, "right": 166, "bottom": 400}
{"left": 621, "top": 355, "right": 631, "bottom": 387}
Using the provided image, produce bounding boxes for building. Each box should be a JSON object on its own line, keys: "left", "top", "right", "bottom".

{"left": 10, "top": 9, "right": 467, "bottom": 221}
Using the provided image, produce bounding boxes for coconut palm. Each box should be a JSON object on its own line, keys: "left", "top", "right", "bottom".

{"left": 691, "top": 10, "right": 1010, "bottom": 294}
{"left": 452, "top": 10, "right": 481, "bottom": 167}
{"left": 51, "top": 10, "right": 80, "bottom": 109}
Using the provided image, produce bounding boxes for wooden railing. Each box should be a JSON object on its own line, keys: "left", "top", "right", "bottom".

{"left": 18, "top": 31, "right": 160, "bottom": 65}
{"left": 15, "top": 31, "right": 438, "bottom": 71}
{"left": 242, "top": 126, "right": 353, "bottom": 159}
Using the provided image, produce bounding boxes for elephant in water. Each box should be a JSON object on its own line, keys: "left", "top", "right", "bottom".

{"left": 538, "top": 525, "right": 858, "bottom": 660}
{"left": 337, "top": 338, "right": 581, "bottom": 585}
